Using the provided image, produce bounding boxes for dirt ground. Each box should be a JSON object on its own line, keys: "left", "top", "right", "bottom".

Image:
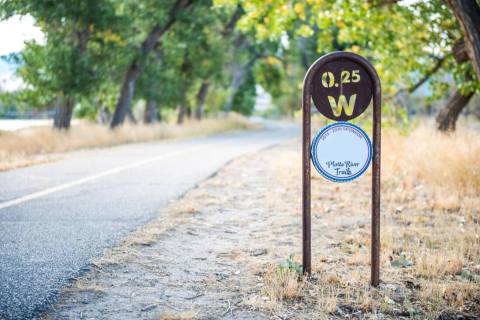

{"left": 43, "top": 140, "right": 480, "bottom": 320}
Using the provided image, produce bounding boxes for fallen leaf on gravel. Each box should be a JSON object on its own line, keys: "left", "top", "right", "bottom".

{"left": 141, "top": 304, "right": 157, "bottom": 312}
{"left": 250, "top": 249, "right": 268, "bottom": 256}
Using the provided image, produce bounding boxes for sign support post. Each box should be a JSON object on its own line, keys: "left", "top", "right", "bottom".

{"left": 302, "top": 51, "right": 381, "bottom": 286}
{"left": 302, "top": 76, "right": 312, "bottom": 276}
{"left": 371, "top": 71, "right": 382, "bottom": 287}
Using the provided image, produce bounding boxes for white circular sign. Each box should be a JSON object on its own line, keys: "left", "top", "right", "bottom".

{"left": 311, "top": 122, "right": 372, "bottom": 182}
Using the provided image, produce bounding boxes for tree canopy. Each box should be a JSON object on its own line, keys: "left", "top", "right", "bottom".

{"left": 1, "top": 0, "right": 479, "bottom": 131}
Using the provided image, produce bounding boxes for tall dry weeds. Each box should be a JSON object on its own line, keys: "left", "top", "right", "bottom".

{"left": 262, "top": 264, "right": 305, "bottom": 304}
{"left": 383, "top": 125, "right": 480, "bottom": 195}
{"left": 258, "top": 123, "right": 480, "bottom": 317}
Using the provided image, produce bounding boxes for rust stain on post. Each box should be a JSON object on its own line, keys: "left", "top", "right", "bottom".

{"left": 302, "top": 81, "right": 312, "bottom": 275}
{"left": 371, "top": 76, "right": 382, "bottom": 287}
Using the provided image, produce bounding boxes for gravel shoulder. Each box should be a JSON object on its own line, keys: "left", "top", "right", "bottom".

{"left": 43, "top": 142, "right": 298, "bottom": 320}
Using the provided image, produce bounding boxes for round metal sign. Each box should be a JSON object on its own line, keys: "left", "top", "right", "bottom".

{"left": 311, "top": 58, "right": 373, "bottom": 121}
{"left": 311, "top": 122, "right": 372, "bottom": 182}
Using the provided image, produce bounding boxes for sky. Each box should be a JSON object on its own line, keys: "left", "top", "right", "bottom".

{"left": 0, "top": 14, "right": 44, "bottom": 56}
{"left": 0, "top": 15, "right": 43, "bottom": 91}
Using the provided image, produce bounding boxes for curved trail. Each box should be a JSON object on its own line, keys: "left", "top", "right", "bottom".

{"left": 0, "top": 121, "right": 298, "bottom": 319}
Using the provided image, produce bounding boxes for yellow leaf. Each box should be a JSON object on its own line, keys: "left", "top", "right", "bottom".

{"left": 294, "top": 3, "right": 306, "bottom": 20}
{"left": 296, "top": 24, "right": 314, "bottom": 37}
{"left": 351, "top": 45, "right": 360, "bottom": 53}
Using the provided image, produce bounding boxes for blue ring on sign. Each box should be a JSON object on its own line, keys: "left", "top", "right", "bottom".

{"left": 311, "top": 122, "right": 372, "bottom": 183}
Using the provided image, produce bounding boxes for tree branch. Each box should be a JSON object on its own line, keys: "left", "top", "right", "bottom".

{"left": 407, "top": 57, "right": 445, "bottom": 93}
{"left": 387, "top": 56, "right": 445, "bottom": 100}
{"left": 222, "top": 5, "right": 244, "bottom": 37}
{"left": 143, "top": 0, "right": 194, "bottom": 55}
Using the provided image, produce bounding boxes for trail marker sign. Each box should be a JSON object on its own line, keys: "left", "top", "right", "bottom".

{"left": 302, "top": 52, "right": 382, "bottom": 286}
{"left": 312, "top": 59, "right": 373, "bottom": 121}
{"left": 311, "top": 122, "right": 372, "bottom": 182}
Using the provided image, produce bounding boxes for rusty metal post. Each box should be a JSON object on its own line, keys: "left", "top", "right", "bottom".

{"left": 371, "top": 77, "right": 382, "bottom": 287}
{"left": 302, "top": 81, "right": 312, "bottom": 275}
{"left": 302, "top": 52, "right": 381, "bottom": 282}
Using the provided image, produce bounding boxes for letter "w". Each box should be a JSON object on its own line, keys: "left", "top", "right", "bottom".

{"left": 327, "top": 94, "right": 357, "bottom": 117}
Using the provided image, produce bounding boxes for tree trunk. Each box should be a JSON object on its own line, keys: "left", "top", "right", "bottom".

{"left": 191, "top": 6, "right": 241, "bottom": 120}
{"left": 446, "top": 0, "right": 480, "bottom": 81}
{"left": 436, "top": 89, "right": 474, "bottom": 131}
{"left": 53, "top": 96, "right": 74, "bottom": 130}
{"left": 177, "top": 94, "right": 188, "bottom": 124}
{"left": 110, "top": 65, "right": 141, "bottom": 128}
{"left": 297, "top": 37, "right": 312, "bottom": 71}
{"left": 126, "top": 108, "right": 137, "bottom": 124}
{"left": 224, "top": 63, "right": 245, "bottom": 113}
{"left": 110, "top": 0, "right": 193, "bottom": 128}
{"left": 195, "top": 81, "right": 210, "bottom": 120}
{"left": 435, "top": 37, "right": 474, "bottom": 132}
{"left": 144, "top": 99, "right": 159, "bottom": 124}
{"left": 224, "top": 54, "right": 258, "bottom": 113}
{"left": 52, "top": 27, "right": 90, "bottom": 130}
{"left": 97, "top": 106, "right": 111, "bottom": 124}
{"left": 177, "top": 105, "right": 188, "bottom": 124}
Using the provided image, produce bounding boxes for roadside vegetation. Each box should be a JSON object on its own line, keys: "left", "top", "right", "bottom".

{"left": 257, "top": 122, "right": 480, "bottom": 318}
{"left": 0, "top": 113, "right": 256, "bottom": 171}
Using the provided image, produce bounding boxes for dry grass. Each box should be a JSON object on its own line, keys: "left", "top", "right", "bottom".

{"left": 257, "top": 123, "right": 480, "bottom": 318}
{"left": 73, "top": 281, "right": 104, "bottom": 293}
{"left": 262, "top": 264, "right": 305, "bottom": 303}
{"left": 381, "top": 125, "right": 480, "bottom": 281}
{"left": 0, "top": 113, "right": 257, "bottom": 171}
{"left": 383, "top": 124, "right": 480, "bottom": 195}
